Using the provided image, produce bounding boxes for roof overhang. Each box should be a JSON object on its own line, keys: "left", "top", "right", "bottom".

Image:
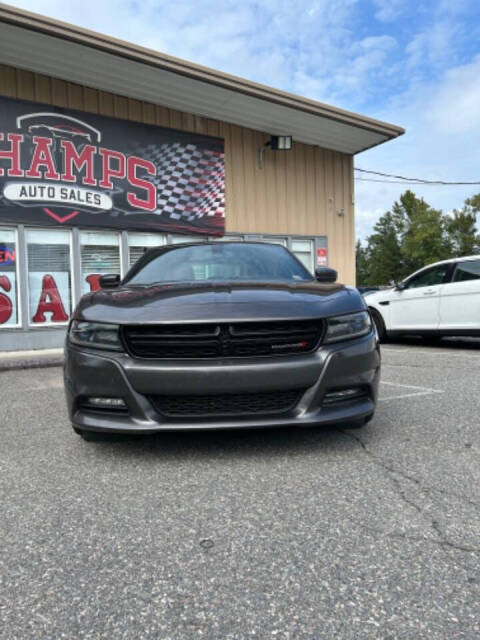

{"left": 0, "top": 2, "right": 404, "bottom": 154}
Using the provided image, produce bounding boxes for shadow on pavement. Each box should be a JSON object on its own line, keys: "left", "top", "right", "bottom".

{"left": 76, "top": 422, "right": 365, "bottom": 462}
{"left": 385, "top": 336, "right": 480, "bottom": 351}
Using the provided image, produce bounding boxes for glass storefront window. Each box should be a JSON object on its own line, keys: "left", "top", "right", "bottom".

{"left": 292, "top": 239, "right": 314, "bottom": 273}
{"left": 80, "top": 231, "right": 121, "bottom": 294}
{"left": 261, "top": 237, "right": 287, "bottom": 246}
{"left": 27, "top": 229, "right": 72, "bottom": 326}
{"left": 0, "top": 228, "right": 20, "bottom": 328}
{"left": 169, "top": 235, "right": 210, "bottom": 278}
{"left": 211, "top": 235, "right": 244, "bottom": 242}
{"left": 170, "top": 234, "right": 208, "bottom": 244}
{"left": 128, "top": 232, "right": 166, "bottom": 268}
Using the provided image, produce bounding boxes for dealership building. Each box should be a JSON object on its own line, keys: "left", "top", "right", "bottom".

{"left": 0, "top": 3, "right": 403, "bottom": 351}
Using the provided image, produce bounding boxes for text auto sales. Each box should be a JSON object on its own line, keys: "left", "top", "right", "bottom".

{"left": 0, "top": 133, "right": 157, "bottom": 211}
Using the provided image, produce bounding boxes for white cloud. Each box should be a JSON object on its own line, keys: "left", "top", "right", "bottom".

{"left": 6, "top": 0, "right": 480, "bottom": 244}
{"left": 355, "top": 207, "right": 386, "bottom": 242}
{"left": 372, "top": 0, "right": 406, "bottom": 22}
{"left": 5, "top": 0, "right": 398, "bottom": 109}
{"left": 406, "top": 21, "right": 462, "bottom": 72}
{"left": 355, "top": 53, "right": 480, "bottom": 240}
{"left": 429, "top": 55, "right": 480, "bottom": 134}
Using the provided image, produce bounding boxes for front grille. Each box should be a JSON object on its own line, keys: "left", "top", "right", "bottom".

{"left": 122, "top": 320, "right": 324, "bottom": 359}
{"left": 149, "top": 389, "right": 303, "bottom": 418}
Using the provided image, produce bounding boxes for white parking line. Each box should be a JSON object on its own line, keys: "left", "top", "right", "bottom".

{"left": 29, "top": 380, "right": 64, "bottom": 390}
{"left": 381, "top": 381, "right": 443, "bottom": 392}
{"left": 379, "top": 380, "right": 443, "bottom": 402}
{"left": 382, "top": 348, "right": 480, "bottom": 358}
{"left": 380, "top": 391, "right": 443, "bottom": 401}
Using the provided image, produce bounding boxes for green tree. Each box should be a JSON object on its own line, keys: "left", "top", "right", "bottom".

{"left": 365, "top": 211, "right": 403, "bottom": 285}
{"left": 358, "top": 190, "right": 480, "bottom": 286}
{"left": 446, "top": 195, "right": 480, "bottom": 256}
{"left": 401, "top": 205, "right": 452, "bottom": 273}
{"left": 355, "top": 240, "right": 370, "bottom": 285}
{"left": 466, "top": 194, "right": 480, "bottom": 211}
{"left": 389, "top": 190, "right": 451, "bottom": 275}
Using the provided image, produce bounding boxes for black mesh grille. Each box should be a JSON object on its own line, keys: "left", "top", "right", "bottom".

{"left": 149, "top": 389, "right": 303, "bottom": 418}
{"left": 122, "top": 320, "right": 323, "bottom": 359}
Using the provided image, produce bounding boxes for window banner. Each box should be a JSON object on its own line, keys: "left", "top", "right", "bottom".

{"left": 0, "top": 272, "right": 17, "bottom": 326}
{"left": 0, "top": 96, "right": 225, "bottom": 236}
{"left": 317, "top": 247, "right": 328, "bottom": 266}
{"left": 28, "top": 272, "right": 71, "bottom": 325}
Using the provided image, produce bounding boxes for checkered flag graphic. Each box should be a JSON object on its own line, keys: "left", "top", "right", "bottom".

{"left": 135, "top": 142, "right": 225, "bottom": 222}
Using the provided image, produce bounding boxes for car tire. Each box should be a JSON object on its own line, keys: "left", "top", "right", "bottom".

{"left": 370, "top": 309, "right": 387, "bottom": 342}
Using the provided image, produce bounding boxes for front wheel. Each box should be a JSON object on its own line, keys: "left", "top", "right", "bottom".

{"left": 370, "top": 309, "right": 387, "bottom": 342}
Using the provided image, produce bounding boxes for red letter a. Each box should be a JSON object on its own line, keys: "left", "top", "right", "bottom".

{"left": 32, "top": 274, "right": 68, "bottom": 323}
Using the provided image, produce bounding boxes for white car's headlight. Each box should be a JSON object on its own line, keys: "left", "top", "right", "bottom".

{"left": 325, "top": 311, "right": 372, "bottom": 343}
{"left": 69, "top": 321, "right": 123, "bottom": 351}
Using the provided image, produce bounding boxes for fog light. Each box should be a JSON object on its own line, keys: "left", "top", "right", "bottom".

{"left": 86, "top": 397, "right": 126, "bottom": 408}
{"left": 322, "top": 388, "right": 364, "bottom": 405}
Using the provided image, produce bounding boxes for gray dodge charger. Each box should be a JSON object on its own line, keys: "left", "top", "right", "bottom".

{"left": 64, "top": 242, "right": 380, "bottom": 440}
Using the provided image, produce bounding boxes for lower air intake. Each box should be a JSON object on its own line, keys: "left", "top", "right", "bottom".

{"left": 149, "top": 389, "right": 303, "bottom": 418}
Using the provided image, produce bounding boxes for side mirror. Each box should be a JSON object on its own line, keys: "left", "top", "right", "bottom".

{"left": 315, "top": 267, "right": 337, "bottom": 283}
{"left": 99, "top": 274, "right": 121, "bottom": 289}
{"left": 389, "top": 279, "right": 405, "bottom": 291}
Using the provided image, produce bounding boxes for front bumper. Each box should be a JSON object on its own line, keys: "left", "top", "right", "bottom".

{"left": 64, "top": 332, "right": 380, "bottom": 433}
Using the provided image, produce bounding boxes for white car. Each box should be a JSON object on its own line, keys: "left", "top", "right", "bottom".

{"left": 366, "top": 256, "right": 480, "bottom": 341}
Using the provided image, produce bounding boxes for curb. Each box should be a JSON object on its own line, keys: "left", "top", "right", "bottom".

{"left": 0, "top": 357, "right": 64, "bottom": 372}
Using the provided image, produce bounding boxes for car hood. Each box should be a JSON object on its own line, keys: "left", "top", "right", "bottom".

{"left": 75, "top": 281, "right": 365, "bottom": 324}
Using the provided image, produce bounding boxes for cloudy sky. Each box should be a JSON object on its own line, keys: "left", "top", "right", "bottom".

{"left": 8, "top": 0, "right": 480, "bottom": 239}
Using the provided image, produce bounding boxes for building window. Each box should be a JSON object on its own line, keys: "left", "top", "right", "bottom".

{"left": 27, "top": 229, "right": 72, "bottom": 326}
{"left": 261, "top": 237, "right": 287, "bottom": 246}
{"left": 291, "top": 239, "right": 314, "bottom": 273}
{"left": 169, "top": 234, "right": 208, "bottom": 244}
{"left": 80, "top": 231, "right": 121, "bottom": 294}
{"left": 0, "top": 227, "right": 20, "bottom": 329}
{"left": 128, "top": 232, "right": 166, "bottom": 268}
{"left": 210, "top": 235, "right": 244, "bottom": 242}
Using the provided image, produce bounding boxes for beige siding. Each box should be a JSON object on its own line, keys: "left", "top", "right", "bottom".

{"left": 0, "top": 64, "right": 355, "bottom": 284}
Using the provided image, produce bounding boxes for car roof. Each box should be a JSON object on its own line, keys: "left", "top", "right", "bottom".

{"left": 144, "top": 240, "right": 287, "bottom": 252}
{"left": 403, "top": 254, "right": 479, "bottom": 281}
{"left": 412, "top": 254, "right": 479, "bottom": 271}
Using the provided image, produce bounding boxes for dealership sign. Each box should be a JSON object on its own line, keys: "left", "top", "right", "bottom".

{"left": 0, "top": 97, "right": 225, "bottom": 235}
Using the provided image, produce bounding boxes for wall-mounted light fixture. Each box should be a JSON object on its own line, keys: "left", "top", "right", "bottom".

{"left": 258, "top": 135, "right": 293, "bottom": 170}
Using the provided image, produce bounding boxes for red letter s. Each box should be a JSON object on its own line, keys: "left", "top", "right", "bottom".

{"left": 127, "top": 156, "right": 156, "bottom": 211}
{"left": 0, "top": 275, "right": 13, "bottom": 324}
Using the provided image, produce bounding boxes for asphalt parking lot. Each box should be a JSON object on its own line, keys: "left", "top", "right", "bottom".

{"left": 1, "top": 340, "right": 479, "bottom": 639}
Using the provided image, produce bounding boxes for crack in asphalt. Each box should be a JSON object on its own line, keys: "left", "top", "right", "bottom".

{"left": 339, "top": 430, "right": 480, "bottom": 556}
{"left": 341, "top": 429, "right": 480, "bottom": 510}
{"left": 353, "top": 523, "right": 480, "bottom": 575}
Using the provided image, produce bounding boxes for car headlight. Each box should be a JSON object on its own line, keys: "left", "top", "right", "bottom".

{"left": 68, "top": 321, "right": 123, "bottom": 351}
{"left": 324, "top": 311, "right": 372, "bottom": 343}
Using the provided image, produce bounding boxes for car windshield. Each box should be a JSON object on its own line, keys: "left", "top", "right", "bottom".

{"left": 124, "top": 242, "right": 313, "bottom": 285}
